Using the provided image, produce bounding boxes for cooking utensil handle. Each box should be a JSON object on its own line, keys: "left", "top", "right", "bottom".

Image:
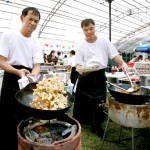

{"left": 124, "top": 71, "right": 134, "bottom": 87}
{"left": 106, "top": 81, "right": 126, "bottom": 90}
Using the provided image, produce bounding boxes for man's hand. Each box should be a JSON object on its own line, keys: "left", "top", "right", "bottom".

{"left": 122, "top": 62, "right": 129, "bottom": 72}
{"left": 18, "top": 69, "right": 30, "bottom": 77}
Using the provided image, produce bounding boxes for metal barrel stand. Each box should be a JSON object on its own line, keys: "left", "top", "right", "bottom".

{"left": 100, "top": 116, "right": 136, "bottom": 150}
{"left": 100, "top": 97, "right": 150, "bottom": 150}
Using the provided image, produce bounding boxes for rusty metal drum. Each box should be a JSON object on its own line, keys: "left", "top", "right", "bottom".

{"left": 17, "top": 115, "right": 81, "bottom": 150}
{"left": 108, "top": 99, "right": 150, "bottom": 128}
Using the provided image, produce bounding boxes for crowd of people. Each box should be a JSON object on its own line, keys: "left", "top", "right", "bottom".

{"left": 43, "top": 51, "right": 70, "bottom": 66}
{"left": 129, "top": 54, "right": 150, "bottom": 62}
{"left": 128, "top": 54, "right": 150, "bottom": 68}
{"left": 129, "top": 55, "right": 143, "bottom": 62}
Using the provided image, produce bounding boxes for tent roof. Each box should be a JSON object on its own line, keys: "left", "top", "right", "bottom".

{"left": 1, "top": 0, "right": 150, "bottom": 51}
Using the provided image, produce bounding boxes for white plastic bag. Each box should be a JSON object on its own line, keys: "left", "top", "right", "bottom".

{"left": 18, "top": 76, "right": 29, "bottom": 89}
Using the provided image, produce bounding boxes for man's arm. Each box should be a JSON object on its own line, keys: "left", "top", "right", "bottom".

{"left": 0, "top": 55, "right": 30, "bottom": 77}
{"left": 113, "top": 54, "right": 129, "bottom": 72}
{"left": 31, "top": 63, "right": 41, "bottom": 77}
{"left": 113, "top": 54, "right": 125, "bottom": 66}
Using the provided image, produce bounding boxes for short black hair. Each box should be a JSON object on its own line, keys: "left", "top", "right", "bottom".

{"left": 81, "top": 18, "right": 95, "bottom": 28}
{"left": 22, "top": 7, "right": 41, "bottom": 20}
{"left": 138, "top": 55, "right": 143, "bottom": 58}
{"left": 57, "top": 51, "right": 61, "bottom": 55}
{"left": 70, "top": 50, "right": 75, "bottom": 55}
{"left": 49, "top": 50, "right": 55, "bottom": 57}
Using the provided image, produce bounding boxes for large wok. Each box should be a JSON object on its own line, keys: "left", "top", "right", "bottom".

{"left": 15, "top": 83, "right": 74, "bottom": 120}
{"left": 107, "top": 83, "right": 150, "bottom": 105}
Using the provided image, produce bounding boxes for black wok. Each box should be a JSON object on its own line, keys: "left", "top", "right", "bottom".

{"left": 15, "top": 83, "right": 74, "bottom": 120}
{"left": 107, "top": 83, "right": 150, "bottom": 105}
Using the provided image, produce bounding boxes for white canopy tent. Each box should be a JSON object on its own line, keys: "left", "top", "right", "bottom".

{"left": 1, "top": 0, "right": 150, "bottom": 52}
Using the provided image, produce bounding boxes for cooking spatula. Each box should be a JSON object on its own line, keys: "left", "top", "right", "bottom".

{"left": 124, "top": 71, "right": 140, "bottom": 93}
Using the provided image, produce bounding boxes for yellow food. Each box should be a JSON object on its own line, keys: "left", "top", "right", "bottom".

{"left": 117, "top": 89, "right": 140, "bottom": 95}
{"left": 30, "top": 77, "right": 68, "bottom": 110}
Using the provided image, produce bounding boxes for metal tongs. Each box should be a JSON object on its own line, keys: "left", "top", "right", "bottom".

{"left": 106, "top": 81, "right": 127, "bottom": 91}
{"left": 106, "top": 80, "right": 140, "bottom": 93}
{"left": 124, "top": 71, "right": 140, "bottom": 93}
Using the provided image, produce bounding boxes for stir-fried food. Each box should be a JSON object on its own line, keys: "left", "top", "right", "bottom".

{"left": 117, "top": 89, "right": 140, "bottom": 95}
{"left": 30, "top": 77, "right": 68, "bottom": 110}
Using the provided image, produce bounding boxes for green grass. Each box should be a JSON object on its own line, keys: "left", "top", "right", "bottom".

{"left": 80, "top": 120, "right": 150, "bottom": 150}
{"left": 68, "top": 93, "right": 150, "bottom": 150}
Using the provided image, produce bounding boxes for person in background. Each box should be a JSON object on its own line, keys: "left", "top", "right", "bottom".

{"left": 63, "top": 54, "right": 69, "bottom": 65}
{"left": 73, "top": 18, "right": 128, "bottom": 138}
{"left": 47, "top": 50, "right": 58, "bottom": 65}
{"left": 0, "top": 7, "right": 44, "bottom": 150}
{"left": 68, "top": 50, "right": 78, "bottom": 86}
{"left": 145, "top": 55, "right": 150, "bottom": 62}
{"left": 136, "top": 55, "right": 143, "bottom": 62}
{"left": 129, "top": 55, "right": 137, "bottom": 62}
{"left": 57, "top": 51, "right": 63, "bottom": 65}
{"left": 128, "top": 55, "right": 137, "bottom": 68}
{"left": 57, "top": 51, "right": 62, "bottom": 59}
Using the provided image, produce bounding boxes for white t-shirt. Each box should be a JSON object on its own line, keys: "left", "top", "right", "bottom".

{"left": 75, "top": 35, "right": 119, "bottom": 68}
{"left": 68, "top": 55, "right": 76, "bottom": 67}
{"left": 0, "top": 30, "right": 44, "bottom": 68}
{"left": 63, "top": 57, "right": 69, "bottom": 65}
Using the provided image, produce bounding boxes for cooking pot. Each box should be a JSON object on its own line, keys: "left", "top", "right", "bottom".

{"left": 15, "top": 83, "right": 74, "bottom": 120}
{"left": 108, "top": 99, "right": 150, "bottom": 128}
{"left": 107, "top": 83, "right": 150, "bottom": 105}
{"left": 140, "top": 75, "right": 150, "bottom": 86}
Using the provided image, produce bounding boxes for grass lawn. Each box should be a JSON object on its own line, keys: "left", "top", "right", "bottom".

{"left": 80, "top": 119, "right": 150, "bottom": 150}
{"left": 68, "top": 93, "right": 150, "bottom": 150}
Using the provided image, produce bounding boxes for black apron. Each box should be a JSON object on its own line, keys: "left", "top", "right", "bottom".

{"left": 70, "top": 66, "right": 78, "bottom": 85}
{"left": 0, "top": 65, "right": 32, "bottom": 150}
{"left": 73, "top": 69, "right": 106, "bottom": 130}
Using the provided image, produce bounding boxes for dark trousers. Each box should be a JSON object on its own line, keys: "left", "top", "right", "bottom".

{"left": 70, "top": 66, "right": 78, "bottom": 85}
{"left": 0, "top": 65, "right": 31, "bottom": 150}
{"left": 73, "top": 69, "right": 107, "bottom": 130}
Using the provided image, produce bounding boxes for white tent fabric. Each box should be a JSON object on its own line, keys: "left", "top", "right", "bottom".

{"left": 1, "top": 0, "right": 150, "bottom": 52}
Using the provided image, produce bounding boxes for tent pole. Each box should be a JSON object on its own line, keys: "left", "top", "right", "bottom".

{"left": 105, "top": 0, "right": 114, "bottom": 41}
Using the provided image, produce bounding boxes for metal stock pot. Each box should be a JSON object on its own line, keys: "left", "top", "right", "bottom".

{"left": 108, "top": 99, "right": 150, "bottom": 128}
{"left": 140, "top": 75, "right": 150, "bottom": 86}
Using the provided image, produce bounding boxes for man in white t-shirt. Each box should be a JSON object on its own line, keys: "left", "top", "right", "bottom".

{"left": 73, "top": 18, "right": 129, "bottom": 138}
{"left": 0, "top": 7, "right": 44, "bottom": 150}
